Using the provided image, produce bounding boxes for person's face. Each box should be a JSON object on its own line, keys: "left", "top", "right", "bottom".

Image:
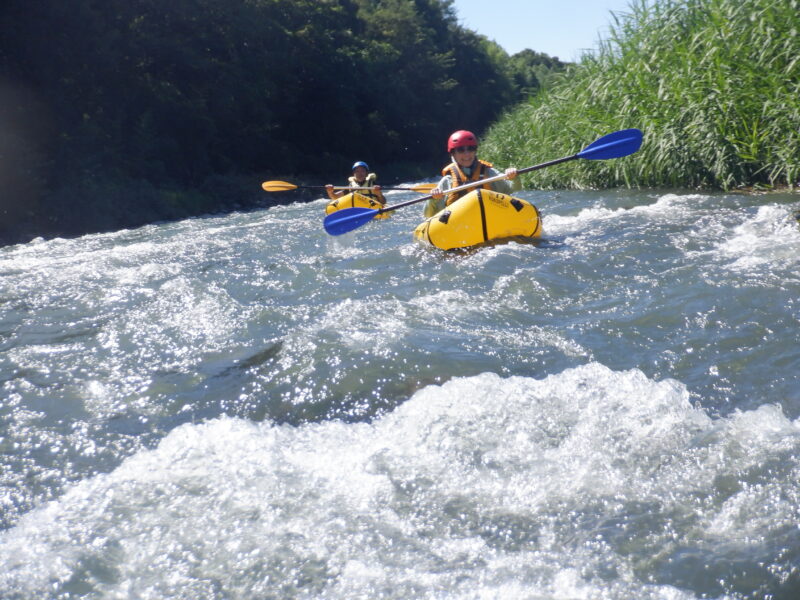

{"left": 353, "top": 166, "right": 368, "bottom": 181}
{"left": 452, "top": 145, "right": 477, "bottom": 168}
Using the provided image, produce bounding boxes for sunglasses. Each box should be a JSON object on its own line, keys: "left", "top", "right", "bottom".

{"left": 453, "top": 146, "right": 478, "bottom": 153}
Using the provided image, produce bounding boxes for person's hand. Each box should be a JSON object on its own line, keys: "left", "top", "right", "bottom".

{"left": 325, "top": 184, "right": 333, "bottom": 190}
{"left": 373, "top": 185, "right": 382, "bottom": 193}
{"left": 505, "top": 167, "right": 518, "bottom": 180}
{"left": 431, "top": 187, "right": 443, "bottom": 199}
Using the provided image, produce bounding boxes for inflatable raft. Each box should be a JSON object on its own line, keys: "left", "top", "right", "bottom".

{"left": 413, "top": 189, "right": 543, "bottom": 250}
{"left": 325, "top": 192, "right": 389, "bottom": 220}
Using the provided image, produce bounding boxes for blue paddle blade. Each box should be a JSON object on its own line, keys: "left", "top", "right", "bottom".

{"left": 578, "top": 128, "right": 643, "bottom": 160}
{"left": 323, "top": 207, "right": 380, "bottom": 236}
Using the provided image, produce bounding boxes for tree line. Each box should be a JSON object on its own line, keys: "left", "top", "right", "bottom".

{"left": 0, "top": 0, "right": 567, "bottom": 244}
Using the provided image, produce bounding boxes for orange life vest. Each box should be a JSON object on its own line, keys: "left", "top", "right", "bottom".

{"left": 441, "top": 159, "right": 494, "bottom": 206}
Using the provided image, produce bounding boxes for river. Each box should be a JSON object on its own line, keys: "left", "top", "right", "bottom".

{"left": 1, "top": 187, "right": 799, "bottom": 599}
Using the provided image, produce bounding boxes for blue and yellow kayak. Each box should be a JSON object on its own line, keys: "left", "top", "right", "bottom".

{"left": 413, "top": 189, "right": 543, "bottom": 250}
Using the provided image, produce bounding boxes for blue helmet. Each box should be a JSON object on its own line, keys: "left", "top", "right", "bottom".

{"left": 352, "top": 161, "right": 369, "bottom": 172}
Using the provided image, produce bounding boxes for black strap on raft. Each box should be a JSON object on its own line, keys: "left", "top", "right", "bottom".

{"left": 477, "top": 189, "right": 489, "bottom": 242}
{"left": 530, "top": 204, "right": 541, "bottom": 237}
{"left": 424, "top": 220, "right": 433, "bottom": 245}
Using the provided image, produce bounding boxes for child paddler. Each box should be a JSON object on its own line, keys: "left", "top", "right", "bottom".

{"left": 426, "top": 130, "right": 520, "bottom": 218}
{"left": 326, "top": 161, "right": 385, "bottom": 205}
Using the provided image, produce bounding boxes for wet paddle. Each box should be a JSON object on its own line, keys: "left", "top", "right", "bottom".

{"left": 261, "top": 181, "right": 436, "bottom": 193}
{"left": 323, "top": 128, "right": 643, "bottom": 236}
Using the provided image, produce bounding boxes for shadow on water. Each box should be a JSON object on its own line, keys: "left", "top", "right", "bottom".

{"left": 425, "top": 235, "right": 566, "bottom": 257}
{"left": 141, "top": 338, "right": 413, "bottom": 431}
{"left": 215, "top": 340, "right": 285, "bottom": 376}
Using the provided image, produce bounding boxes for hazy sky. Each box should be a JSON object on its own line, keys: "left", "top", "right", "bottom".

{"left": 450, "top": 0, "right": 637, "bottom": 62}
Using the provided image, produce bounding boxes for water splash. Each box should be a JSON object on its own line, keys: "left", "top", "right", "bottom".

{"left": 2, "top": 364, "right": 798, "bottom": 599}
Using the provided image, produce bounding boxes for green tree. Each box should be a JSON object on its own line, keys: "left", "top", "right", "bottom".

{"left": 0, "top": 0, "right": 557, "bottom": 243}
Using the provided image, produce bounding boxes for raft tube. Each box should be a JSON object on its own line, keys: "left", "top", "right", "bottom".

{"left": 325, "top": 192, "right": 389, "bottom": 220}
{"left": 413, "top": 189, "right": 543, "bottom": 250}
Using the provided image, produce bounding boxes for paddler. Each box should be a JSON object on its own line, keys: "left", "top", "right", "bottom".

{"left": 326, "top": 161, "right": 385, "bottom": 205}
{"left": 426, "top": 130, "right": 520, "bottom": 217}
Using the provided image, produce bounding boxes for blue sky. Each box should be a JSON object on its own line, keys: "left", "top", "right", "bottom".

{"left": 450, "top": 0, "right": 637, "bottom": 62}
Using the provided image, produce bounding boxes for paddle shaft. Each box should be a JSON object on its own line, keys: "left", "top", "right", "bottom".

{"left": 312, "top": 185, "right": 411, "bottom": 191}
{"left": 263, "top": 183, "right": 435, "bottom": 192}
{"left": 374, "top": 153, "right": 579, "bottom": 215}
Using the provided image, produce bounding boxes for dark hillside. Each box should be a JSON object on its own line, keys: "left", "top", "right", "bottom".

{"left": 0, "top": 0, "right": 567, "bottom": 244}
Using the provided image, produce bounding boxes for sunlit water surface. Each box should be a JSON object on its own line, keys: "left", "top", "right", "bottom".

{"left": 1, "top": 188, "right": 799, "bottom": 599}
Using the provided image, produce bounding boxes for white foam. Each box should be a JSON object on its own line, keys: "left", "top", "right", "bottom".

{"left": 543, "top": 205, "right": 624, "bottom": 236}
{"left": 3, "top": 363, "right": 797, "bottom": 598}
{"left": 628, "top": 193, "right": 710, "bottom": 217}
{"left": 714, "top": 204, "right": 800, "bottom": 273}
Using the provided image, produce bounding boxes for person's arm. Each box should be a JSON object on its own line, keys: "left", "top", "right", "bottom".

{"left": 326, "top": 185, "right": 346, "bottom": 200}
{"left": 425, "top": 176, "right": 450, "bottom": 217}
{"left": 364, "top": 173, "right": 385, "bottom": 205}
{"left": 373, "top": 185, "right": 385, "bottom": 205}
{"left": 487, "top": 167, "right": 521, "bottom": 194}
{"left": 506, "top": 167, "right": 521, "bottom": 191}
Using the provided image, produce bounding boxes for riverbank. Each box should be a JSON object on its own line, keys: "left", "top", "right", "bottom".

{"left": 0, "top": 174, "right": 258, "bottom": 247}
{"left": 0, "top": 158, "right": 438, "bottom": 248}
{"left": 5, "top": 178, "right": 797, "bottom": 249}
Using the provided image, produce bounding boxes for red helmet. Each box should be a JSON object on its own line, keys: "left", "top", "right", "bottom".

{"left": 447, "top": 130, "right": 478, "bottom": 152}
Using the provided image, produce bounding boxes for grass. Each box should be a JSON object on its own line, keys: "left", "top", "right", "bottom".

{"left": 482, "top": 0, "right": 800, "bottom": 190}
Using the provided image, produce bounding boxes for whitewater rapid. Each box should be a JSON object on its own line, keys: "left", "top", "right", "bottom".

{"left": 1, "top": 188, "right": 798, "bottom": 598}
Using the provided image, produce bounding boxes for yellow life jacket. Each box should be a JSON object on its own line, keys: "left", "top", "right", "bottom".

{"left": 441, "top": 160, "right": 494, "bottom": 206}
{"left": 348, "top": 173, "right": 379, "bottom": 200}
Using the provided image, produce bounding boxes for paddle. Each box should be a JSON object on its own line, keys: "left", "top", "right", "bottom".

{"left": 323, "top": 128, "right": 643, "bottom": 236}
{"left": 261, "top": 180, "right": 436, "bottom": 193}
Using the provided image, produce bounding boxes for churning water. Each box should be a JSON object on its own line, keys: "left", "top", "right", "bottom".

{"left": 1, "top": 187, "right": 799, "bottom": 599}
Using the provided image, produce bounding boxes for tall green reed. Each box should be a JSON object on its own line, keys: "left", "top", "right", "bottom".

{"left": 483, "top": 0, "right": 800, "bottom": 190}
